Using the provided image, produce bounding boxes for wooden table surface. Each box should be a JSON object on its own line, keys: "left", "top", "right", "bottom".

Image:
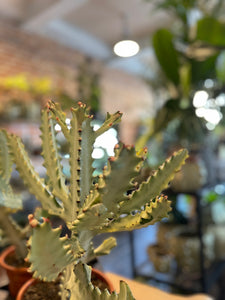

{"left": 105, "top": 272, "right": 214, "bottom": 300}
{"left": 0, "top": 267, "right": 214, "bottom": 300}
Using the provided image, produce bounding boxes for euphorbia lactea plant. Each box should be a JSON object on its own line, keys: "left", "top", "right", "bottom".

{"left": 2, "top": 101, "right": 188, "bottom": 299}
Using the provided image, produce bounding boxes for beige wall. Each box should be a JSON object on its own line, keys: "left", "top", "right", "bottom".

{"left": 0, "top": 19, "right": 153, "bottom": 144}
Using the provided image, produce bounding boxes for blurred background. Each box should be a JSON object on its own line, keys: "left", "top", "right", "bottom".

{"left": 1, "top": 0, "right": 225, "bottom": 299}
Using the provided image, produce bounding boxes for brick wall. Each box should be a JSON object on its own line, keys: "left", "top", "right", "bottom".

{"left": 0, "top": 19, "right": 153, "bottom": 144}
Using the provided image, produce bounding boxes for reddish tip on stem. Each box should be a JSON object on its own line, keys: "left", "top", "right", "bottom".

{"left": 28, "top": 214, "right": 39, "bottom": 228}
{"left": 109, "top": 156, "right": 116, "bottom": 162}
{"left": 42, "top": 217, "right": 50, "bottom": 223}
{"left": 28, "top": 214, "right": 33, "bottom": 221}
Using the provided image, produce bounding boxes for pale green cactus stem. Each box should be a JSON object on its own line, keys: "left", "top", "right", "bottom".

{"left": 2, "top": 100, "right": 188, "bottom": 299}
{"left": 0, "top": 131, "right": 28, "bottom": 260}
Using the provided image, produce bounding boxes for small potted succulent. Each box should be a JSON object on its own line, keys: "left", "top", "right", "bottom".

{"left": 2, "top": 101, "right": 188, "bottom": 299}
{"left": 0, "top": 131, "right": 32, "bottom": 297}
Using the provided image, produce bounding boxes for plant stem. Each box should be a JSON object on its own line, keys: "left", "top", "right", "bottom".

{"left": 0, "top": 209, "right": 27, "bottom": 261}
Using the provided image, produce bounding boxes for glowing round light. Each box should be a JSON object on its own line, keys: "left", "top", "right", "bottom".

{"left": 195, "top": 107, "right": 206, "bottom": 117}
{"left": 203, "top": 108, "right": 222, "bottom": 125}
{"left": 206, "top": 122, "right": 215, "bottom": 130}
{"left": 94, "top": 131, "right": 118, "bottom": 156}
{"left": 204, "top": 79, "right": 214, "bottom": 89}
{"left": 215, "top": 93, "right": 225, "bottom": 106}
{"left": 65, "top": 118, "right": 71, "bottom": 125}
{"left": 113, "top": 40, "right": 140, "bottom": 57}
{"left": 93, "top": 124, "right": 100, "bottom": 131}
{"left": 54, "top": 124, "right": 61, "bottom": 131}
{"left": 92, "top": 148, "right": 105, "bottom": 159}
{"left": 193, "top": 90, "right": 208, "bottom": 108}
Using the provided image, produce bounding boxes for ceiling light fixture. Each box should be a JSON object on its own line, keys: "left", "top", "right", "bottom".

{"left": 113, "top": 13, "right": 140, "bottom": 58}
{"left": 113, "top": 40, "right": 140, "bottom": 57}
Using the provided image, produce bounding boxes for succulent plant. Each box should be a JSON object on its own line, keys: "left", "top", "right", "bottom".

{"left": 2, "top": 100, "right": 188, "bottom": 299}
{"left": 0, "top": 131, "right": 28, "bottom": 261}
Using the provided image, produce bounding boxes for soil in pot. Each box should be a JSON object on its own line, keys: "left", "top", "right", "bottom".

{"left": 21, "top": 269, "right": 113, "bottom": 300}
{"left": 22, "top": 279, "right": 61, "bottom": 300}
{"left": 4, "top": 250, "right": 30, "bottom": 269}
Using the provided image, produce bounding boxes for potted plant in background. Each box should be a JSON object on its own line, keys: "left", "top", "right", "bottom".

{"left": 138, "top": 0, "right": 225, "bottom": 188}
{"left": 1, "top": 100, "right": 187, "bottom": 299}
{"left": 136, "top": 2, "right": 225, "bottom": 290}
{"left": 0, "top": 131, "right": 32, "bottom": 297}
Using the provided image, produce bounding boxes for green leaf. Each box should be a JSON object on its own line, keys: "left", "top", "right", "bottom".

{"left": 196, "top": 17, "right": 225, "bottom": 46}
{"left": 104, "top": 195, "right": 171, "bottom": 232}
{"left": 180, "top": 63, "right": 191, "bottom": 98}
{"left": 101, "top": 144, "right": 145, "bottom": 212}
{"left": 153, "top": 29, "right": 180, "bottom": 85}
{"left": 153, "top": 99, "right": 181, "bottom": 135}
{"left": 190, "top": 54, "right": 218, "bottom": 84}
{"left": 27, "top": 220, "right": 79, "bottom": 281}
{"left": 119, "top": 149, "right": 188, "bottom": 214}
{"left": 216, "top": 51, "right": 225, "bottom": 83}
{"left": 94, "top": 237, "right": 117, "bottom": 256}
{"left": 74, "top": 203, "right": 110, "bottom": 232}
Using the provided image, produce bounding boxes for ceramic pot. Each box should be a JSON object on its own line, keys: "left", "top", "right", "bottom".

{"left": 157, "top": 222, "right": 185, "bottom": 246}
{"left": 147, "top": 244, "right": 171, "bottom": 273}
{"left": 169, "top": 229, "right": 214, "bottom": 274}
{"left": 208, "top": 224, "right": 225, "bottom": 260}
{"left": 170, "top": 154, "right": 207, "bottom": 193}
{"left": 17, "top": 268, "right": 114, "bottom": 300}
{"left": 0, "top": 245, "right": 32, "bottom": 297}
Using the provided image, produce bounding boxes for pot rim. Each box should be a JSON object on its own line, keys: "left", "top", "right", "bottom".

{"left": 16, "top": 277, "right": 36, "bottom": 300}
{"left": 0, "top": 245, "right": 29, "bottom": 272}
{"left": 92, "top": 267, "right": 114, "bottom": 293}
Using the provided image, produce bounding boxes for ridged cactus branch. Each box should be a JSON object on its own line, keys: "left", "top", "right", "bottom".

{"left": 0, "top": 131, "right": 28, "bottom": 260}
{"left": 0, "top": 209, "right": 27, "bottom": 260}
{"left": 47, "top": 101, "right": 70, "bottom": 140}
{"left": 40, "top": 108, "right": 68, "bottom": 202}
{"left": 79, "top": 116, "right": 95, "bottom": 205}
{"left": 0, "top": 130, "right": 12, "bottom": 183}
{"left": 119, "top": 149, "right": 188, "bottom": 214}
{"left": 27, "top": 217, "right": 80, "bottom": 281}
{"left": 93, "top": 237, "right": 117, "bottom": 257}
{"left": 103, "top": 195, "right": 172, "bottom": 233}
{"left": 60, "top": 263, "right": 135, "bottom": 300}
{"left": 2, "top": 100, "right": 188, "bottom": 299}
{"left": 7, "top": 133, "right": 63, "bottom": 217}
{"left": 67, "top": 108, "right": 85, "bottom": 215}
{"left": 101, "top": 144, "right": 146, "bottom": 212}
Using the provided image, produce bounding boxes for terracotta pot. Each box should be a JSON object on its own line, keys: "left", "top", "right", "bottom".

{"left": 0, "top": 245, "right": 32, "bottom": 298}
{"left": 91, "top": 268, "right": 114, "bottom": 293}
{"left": 17, "top": 268, "right": 114, "bottom": 300}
